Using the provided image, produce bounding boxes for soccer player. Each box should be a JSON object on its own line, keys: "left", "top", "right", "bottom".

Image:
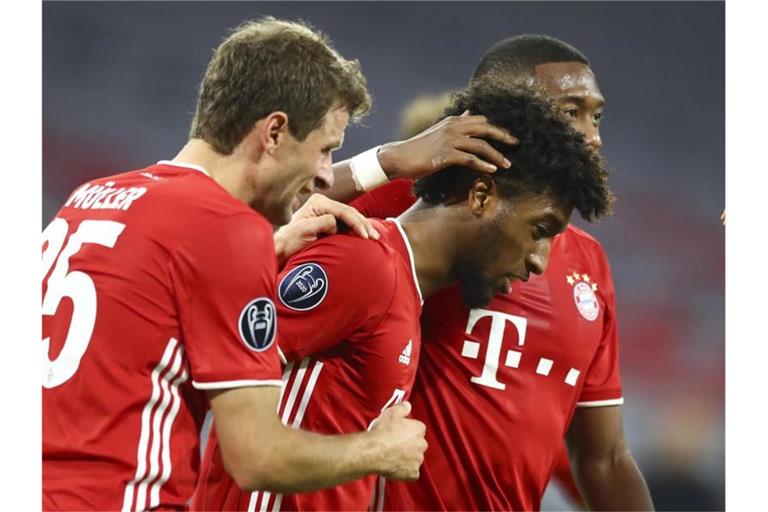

{"left": 42, "top": 18, "right": 430, "bottom": 511}
{"left": 387, "top": 89, "right": 587, "bottom": 511}
{"left": 193, "top": 80, "right": 614, "bottom": 511}
{"left": 342, "top": 36, "right": 655, "bottom": 510}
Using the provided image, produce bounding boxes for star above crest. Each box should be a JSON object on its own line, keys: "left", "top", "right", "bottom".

{"left": 566, "top": 272, "right": 598, "bottom": 292}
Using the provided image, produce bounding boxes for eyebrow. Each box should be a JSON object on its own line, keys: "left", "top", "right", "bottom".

{"left": 559, "top": 93, "right": 605, "bottom": 107}
{"left": 539, "top": 212, "right": 568, "bottom": 234}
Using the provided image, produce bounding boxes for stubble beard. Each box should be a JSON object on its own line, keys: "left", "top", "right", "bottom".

{"left": 456, "top": 222, "right": 503, "bottom": 309}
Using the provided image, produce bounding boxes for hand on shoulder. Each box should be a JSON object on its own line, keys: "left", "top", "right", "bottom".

{"left": 274, "top": 194, "right": 379, "bottom": 265}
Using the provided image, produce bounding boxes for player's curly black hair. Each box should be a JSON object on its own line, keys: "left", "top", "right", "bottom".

{"left": 412, "top": 79, "right": 613, "bottom": 221}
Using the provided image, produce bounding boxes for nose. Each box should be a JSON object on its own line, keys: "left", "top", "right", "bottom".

{"left": 314, "top": 153, "right": 334, "bottom": 191}
{"left": 526, "top": 239, "right": 552, "bottom": 276}
{"left": 581, "top": 121, "right": 602, "bottom": 151}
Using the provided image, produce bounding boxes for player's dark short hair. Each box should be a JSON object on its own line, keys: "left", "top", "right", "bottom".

{"left": 473, "top": 34, "right": 589, "bottom": 81}
{"left": 412, "top": 79, "right": 613, "bottom": 222}
{"left": 189, "top": 17, "right": 371, "bottom": 154}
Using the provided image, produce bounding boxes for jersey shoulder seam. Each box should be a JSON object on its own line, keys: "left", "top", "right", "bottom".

{"left": 566, "top": 225, "right": 605, "bottom": 251}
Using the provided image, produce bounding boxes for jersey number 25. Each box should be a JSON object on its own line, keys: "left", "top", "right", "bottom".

{"left": 42, "top": 218, "right": 126, "bottom": 388}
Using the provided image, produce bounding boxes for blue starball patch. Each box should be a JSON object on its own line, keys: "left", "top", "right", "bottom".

{"left": 278, "top": 263, "right": 329, "bottom": 311}
{"left": 238, "top": 297, "right": 277, "bottom": 352}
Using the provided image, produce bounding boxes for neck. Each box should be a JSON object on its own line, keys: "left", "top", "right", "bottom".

{"left": 172, "top": 139, "right": 253, "bottom": 204}
{"left": 397, "top": 200, "right": 466, "bottom": 299}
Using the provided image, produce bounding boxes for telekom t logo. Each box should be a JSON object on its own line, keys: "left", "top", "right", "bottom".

{"left": 460, "top": 309, "right": 527, "bottom": 390}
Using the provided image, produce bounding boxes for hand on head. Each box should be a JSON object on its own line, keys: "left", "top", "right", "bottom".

{"left": 378, "top": 112, "right": 517, "bottom": 180}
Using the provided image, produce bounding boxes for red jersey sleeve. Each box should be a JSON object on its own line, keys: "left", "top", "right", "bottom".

{"left": 576, "top": 246, "right": 624, "bottom": 406}
{"left": 275, "top": 234, "right": 396, "bottom": 362}
{"left": 350, "top": 178, "right": 416, "bottom": 218}
{"left": 170, "top": 212, "right": 282, "bottom": 389}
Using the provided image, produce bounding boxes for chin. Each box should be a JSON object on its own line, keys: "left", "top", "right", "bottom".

{"left": 460, "top": 281, "right": 496, "bottom": 309}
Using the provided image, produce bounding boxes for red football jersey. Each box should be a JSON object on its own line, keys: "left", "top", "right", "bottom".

{"left": 42, "top": 162, "right": 282, "bottom": 511}
{"left": 354, "top": 180, "right": 623, "bottom": 511}
{"left": 194, "top": 218, "right": 423, "bottom": 511}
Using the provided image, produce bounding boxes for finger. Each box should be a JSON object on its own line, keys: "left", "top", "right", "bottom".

{"left": 344, "top": 209, "right": 380, "bottom": 240}
{"left": 457, "top": 119, "right": 518, "bottom": 146}
{"left": 455, "top": 113, "right": 487, "bottom": 123}
{"left": 300, "top": 214, "right": 338, "bottom": 238}
{"left": 442, "top": 149, "right": 498, "bottom": 174}
{"left": 454, "top": 137, "right": 512, "bottom": 170}
{"left": 321, "top": 202, "right": 380, "bottom": 240}
{"left": 291, "top": 194, "right": 321, "bottom": 221}
{"left": 292, "top": 196, "right": 379, "bottom": 240}
{"left": 390, "top": 401, "right": 412, "bottom": 417}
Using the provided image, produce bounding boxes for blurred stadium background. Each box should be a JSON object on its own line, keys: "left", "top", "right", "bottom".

{"left": 43, "top": 2, "right": 724, "bottom": 510}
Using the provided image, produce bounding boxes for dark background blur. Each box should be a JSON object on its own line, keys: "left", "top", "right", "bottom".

{"left": 43, "top": 2, "right": 725, "bottom": 510}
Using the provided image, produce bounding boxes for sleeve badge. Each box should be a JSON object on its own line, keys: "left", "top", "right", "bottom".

{"left": 238, "top": 297, "right": 277, "bottom": 351}
{"left": 278, "top": 263, "right": 329, "bottom": 311}
{"left": 567, "top": 271, "right": 600, "bottom": 321}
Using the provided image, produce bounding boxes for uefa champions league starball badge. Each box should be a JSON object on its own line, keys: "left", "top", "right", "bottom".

{"left": 566, "top": 272, "right": 600, "bottom": 321}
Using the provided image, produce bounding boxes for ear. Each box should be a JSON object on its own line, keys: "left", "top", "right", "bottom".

{"left": 468, "top": 175, "right": 498, "bottom": 217}
{"left": 257, "top": 111, "right": 290, "bottom": 156}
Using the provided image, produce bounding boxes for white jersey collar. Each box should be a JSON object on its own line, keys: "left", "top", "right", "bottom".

{"left": 386, "top": 217, "right": 424, "bottom": 305}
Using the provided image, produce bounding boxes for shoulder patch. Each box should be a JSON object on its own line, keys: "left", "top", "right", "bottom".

{"left": 278, "top": 263, "right": 329, "bottom": 311}
{"left": 238, "top": 297, "right": 277, "bottom": 351}
{"left": 566, "top": 271, "right": 600, "bottom": 321}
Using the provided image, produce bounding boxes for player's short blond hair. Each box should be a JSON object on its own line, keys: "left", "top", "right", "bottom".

{"left": 190, "top": 17, "right": 371, "bottom": 154}
{"left": 399, "top": 91, "right": 456, "bottom": 138}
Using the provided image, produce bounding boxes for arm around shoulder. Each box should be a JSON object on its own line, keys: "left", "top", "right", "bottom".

{"left": 208, "top": 386, "right": 426, "bottom": 493}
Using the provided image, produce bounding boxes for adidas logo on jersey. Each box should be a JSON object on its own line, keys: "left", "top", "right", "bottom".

{"left": 399, "top": 340, "right": 412, "bottom": 365}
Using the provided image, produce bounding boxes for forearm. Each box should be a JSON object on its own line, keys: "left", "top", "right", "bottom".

{"left": 325, "top": 144, "right": 399, "bottom": 204}
{"left": 214, "top": 387, "right": 385, "bottom": 493}
{"left": 325, "top": 160, "right": 365, "bottom": 203}
{"left": 240, "top": 424, "right": 384, "bottom": 493}
{"left": 323, "top": 114, "right": 516, "bottom": 204}
{"left": 212, "top": 386, "right": 424, "bottom": 493}
{"left": 571, "top": 443, "right": 654, "bottom": 511}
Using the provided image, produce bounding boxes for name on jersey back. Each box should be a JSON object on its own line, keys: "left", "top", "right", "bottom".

{"left": 65, "top": 181, "right": 147, "bottom": 211}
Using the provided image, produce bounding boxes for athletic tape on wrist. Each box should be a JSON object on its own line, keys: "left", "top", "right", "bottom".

{"left": 349, "top": 145, "right": 387, "bottom": 192}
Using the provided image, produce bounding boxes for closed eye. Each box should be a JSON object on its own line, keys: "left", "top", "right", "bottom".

{"left": 563, "top": 108, "right": 578, "bottom": 118}
{"left": 533, "top": 224, "right": 552, "bottom": 240}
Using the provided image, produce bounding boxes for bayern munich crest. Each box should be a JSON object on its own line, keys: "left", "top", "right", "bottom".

{"left": 278, "top": 263, "right": 329, "bottom": 311}
{"left": 566, "top": 272, "right": 600, "bottom": 322}
{"left": 238, "top": 297, "right": 277, "bottom": 351}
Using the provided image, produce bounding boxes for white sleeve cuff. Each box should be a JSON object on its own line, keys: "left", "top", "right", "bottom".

{"left": 575, "top": 397, "right": 625, "bottom": 408}
{"left": 192, "top": 379, "right": 283, "bottom": 390}
{"left": 349, "top": 145, "right": 388, "bottom": 192}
